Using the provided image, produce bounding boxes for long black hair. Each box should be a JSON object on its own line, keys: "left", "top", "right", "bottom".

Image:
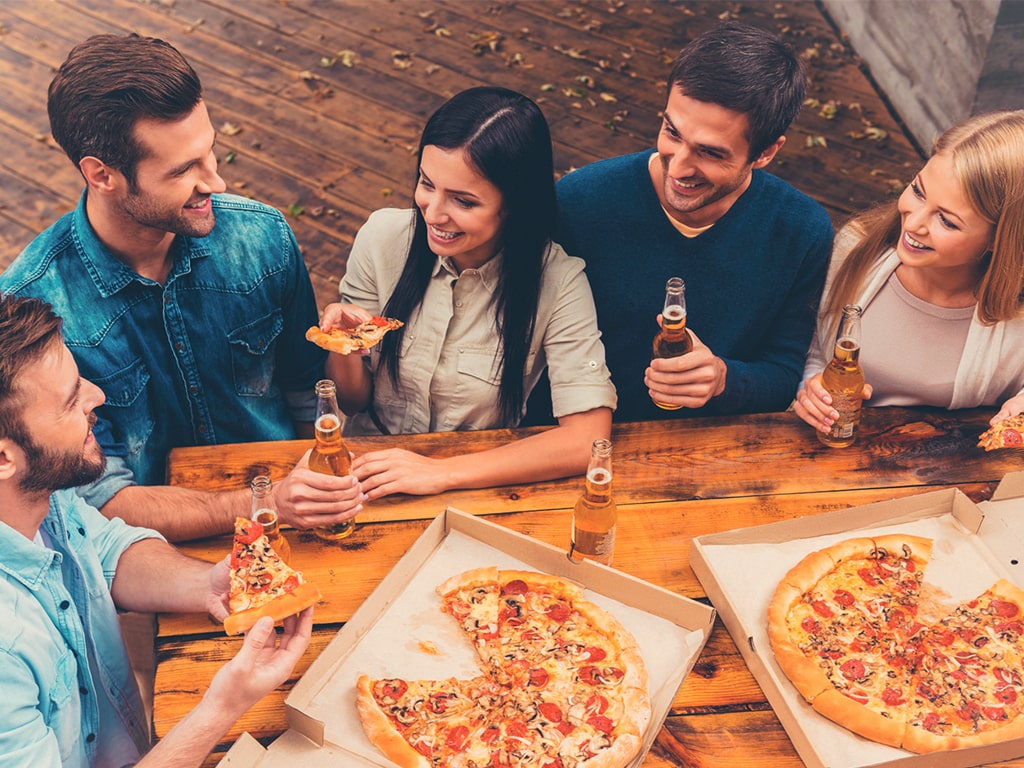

{"left": 378, "top": 86, "right": 556, "bottom": 425}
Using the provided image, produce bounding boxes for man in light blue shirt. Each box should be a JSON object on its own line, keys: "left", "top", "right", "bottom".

{"left": 0, "top": 293, "right": 313, "bottom": 767}
{"left": 0, "top": 33, "right": 363, "bottom": 543}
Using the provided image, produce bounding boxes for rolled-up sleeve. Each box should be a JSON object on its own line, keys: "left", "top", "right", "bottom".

{"left": 538, "top": 246, "right": 617, "bottom": 419}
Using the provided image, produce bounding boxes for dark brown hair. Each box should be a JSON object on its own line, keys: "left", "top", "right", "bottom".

{"left": 48, "top": 33, "right": 202, "bottom": 185}
{"left": 0, "top": 294, "right": 63, "bottom": 443}
{"left": 668, "top": 22, "right": 806, "bottom": 161}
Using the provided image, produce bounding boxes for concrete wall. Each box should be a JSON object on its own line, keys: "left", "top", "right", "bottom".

{"left": 821, "top": 0, "right": 1004, "bottom": 149}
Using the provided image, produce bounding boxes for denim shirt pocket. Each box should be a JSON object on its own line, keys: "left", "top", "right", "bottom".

{"left": 228, "top": 309, "right": 283, "bottom": 397}
{"left": 48, "top": 648, "right": 79, "bottom": 762}
{"left": 92, "top": 359, "right": 153, "bottom": 460}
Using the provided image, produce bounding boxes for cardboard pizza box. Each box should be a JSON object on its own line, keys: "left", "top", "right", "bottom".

{"left": 690, "top": 483, "right": 1024, "bottom": 768}
{"left": 220, "top": 506, "right": 716, "bottom": 767}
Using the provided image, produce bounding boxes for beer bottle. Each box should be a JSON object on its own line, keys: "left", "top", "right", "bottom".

{"left": 310, "top": 379, "right": 356, "bottom": 540}
{"left": 250, "top": 474, "right": 291, "bottom": 563}
{"left": 569, "top": 439, "right": 617, "bottom": 566}
{"left": 651, "top": 277, "right": 693, "bottom": 410}
{"left": 818, "top": 304, "right": 865, "bottom": 448}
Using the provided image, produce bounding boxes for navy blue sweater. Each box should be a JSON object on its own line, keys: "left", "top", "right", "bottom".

{"left": 550, "top": 149, "right": 833, "bottom": 422}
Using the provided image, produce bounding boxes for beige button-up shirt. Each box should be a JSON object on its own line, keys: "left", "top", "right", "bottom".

{"left": 340, "top": 208, "right": 616, "bottom": 435}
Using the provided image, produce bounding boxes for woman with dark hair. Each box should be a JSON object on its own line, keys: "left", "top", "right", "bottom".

{"left": 795, "top": 110, "right": 1024, "bottom": 435}
{"left": 319, "top": 87, "right": 615, "bottom": 500}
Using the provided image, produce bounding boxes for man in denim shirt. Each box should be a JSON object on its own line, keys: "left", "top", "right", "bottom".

{"left": 0, "top": 294, "right": 313, "bottom": 767}
{"left": 0, "top": 34, "right": 363, "bottom": 542}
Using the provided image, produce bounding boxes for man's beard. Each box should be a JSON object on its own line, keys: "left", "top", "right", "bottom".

{"left": 122, "top": 188, "right": 216, "bottom": 239}
{"left": 18, "top": 426, "right": 107, "bottom": 495}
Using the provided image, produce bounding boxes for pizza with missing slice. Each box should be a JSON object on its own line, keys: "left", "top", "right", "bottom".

{"left": 978, "top": 413, "right": 1024, "bottom": 451}
{"left": 356, "top": 567, "right": 651, "bottom": 768}
{"left": 768, "top": 534, "right": 1024, "bottom": 752}
{"left": 223, "top": 517, "right": 321, "bottom": 636}
{"left": 305, "top": 316, "right": 404, "bottom": 355}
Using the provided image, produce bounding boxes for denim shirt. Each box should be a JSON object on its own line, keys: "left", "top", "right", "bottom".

{"left": 0, "top": 489, "right": 160, "bottom": 766}
{"left": 0, "top": 193, "right": 327, "bottom": 505}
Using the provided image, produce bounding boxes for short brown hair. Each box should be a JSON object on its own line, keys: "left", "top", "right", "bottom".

{"left": 48, "top": 33, "right": 202, "bottom": 185}
{"left": 0, "top": 294, "right": 64, "bottom": 442}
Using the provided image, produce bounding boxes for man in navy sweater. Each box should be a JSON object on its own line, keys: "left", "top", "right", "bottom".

{"left": 549, "top": 22, "right": 833, "bottom": 422}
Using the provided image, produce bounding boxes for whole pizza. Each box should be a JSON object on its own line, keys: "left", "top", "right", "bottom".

{"left": 768, "top": 534, "right": 1024, "bottom": 752}
{"left": 357, "top": 567, "right": 651, "bottom": 767}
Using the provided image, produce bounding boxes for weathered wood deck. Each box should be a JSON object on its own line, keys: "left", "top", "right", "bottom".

{"left": 0, "top": 0, "right": 923, "bottom": 311}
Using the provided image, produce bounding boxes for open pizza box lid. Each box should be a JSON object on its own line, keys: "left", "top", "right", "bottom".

{"left": 219, "top": 506, "right": 715, "bottom": 767}
{"left": 690, "top": 483, "right": 1024, "bottom": 768}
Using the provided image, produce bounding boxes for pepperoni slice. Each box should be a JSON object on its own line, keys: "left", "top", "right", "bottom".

{"left": 583, "top": 646, "right": 607, "bottom": 663}
{"left": 480, "top": 723, "right": 501, "bottom": 744}
{"left": 1004, "top": 429, "right": 1023, "bottom": 446}
{"left": 235, "top": 520, "right": 262, "bottom": 545}
{"left": 991, "top": 598, "right": 1021, "bottom": 618}
{"left": 528, "top": 667, "right": 550, "bottom": 688}
{"left": 586, "top": 694, "right": 609, "bottom": 714}
{"left": 840, "top": 659, "right": 866, "bottom": 681}
{"left": 811, "top": 600, "right": 834, "bottom": 618}
{"left": 881, "top": 687, "right": 905, "bottom": 706}
{"left": 538, "top": 702, "right": 563, "bottom": 722}
{"left": 587, "top": 714, "right": 614, "bottom": 734}
{"left": 801, "top": 616, "right": 821, "bottom": 633}
{"left": 446, "top": 724, "right": 469, "bottom": 751}
{"left": 506, "top": 719, "right": 529, "bottom": 738}
{"left": 501, "top": 579, "right": 529, "bottom": 595}
{"left": 377, "top": 679, "right": 408, "bottom": 699}
{"left": 545, "top": 601, "right": 571, "bottom": 623}
{"left": 833, "top": 589, "right": 855, "bottom": 608}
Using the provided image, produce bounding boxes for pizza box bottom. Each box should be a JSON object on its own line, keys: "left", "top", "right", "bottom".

{"left": 690, "top": 481, "right": 1024, "bottom": 768}
{"left": 220, "top": 506, "right": 716, "bottom": 767}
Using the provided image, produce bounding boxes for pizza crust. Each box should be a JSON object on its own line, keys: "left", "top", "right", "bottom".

{"left": 223, "top": 581, "right": 321, "bottom": 636}
{"left": 355, "top": 675, "right": 429, "bottom": 768}
{"left": 811, "top": 688, "right": 905, "bottom": 748}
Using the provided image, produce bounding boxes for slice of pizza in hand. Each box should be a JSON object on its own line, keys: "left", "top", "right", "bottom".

{"left": 978, "top": 413, "right": 1024, "bottom": 451}
{"left": 224, "top": 517, "right": 321, "bottom": 636}
{"left": 305, "top": 316, "right": 404, "bottom": 355}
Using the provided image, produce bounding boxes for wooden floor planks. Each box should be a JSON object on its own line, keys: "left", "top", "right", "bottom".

{"left": 0, "top": 0, "right": 923, "bottom": 311}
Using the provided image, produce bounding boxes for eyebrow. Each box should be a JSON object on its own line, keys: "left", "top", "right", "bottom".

{"left": 917, "top": 174, "right": 968, "bottom": 226}
{"left": 168, "top": 134, "right": 217, "bottom": 178}
{"left": 663, "top": 113, "right": 732, "bottom": 158}
{"left": 419, "top": 167, "right": 482, "bottom": 201}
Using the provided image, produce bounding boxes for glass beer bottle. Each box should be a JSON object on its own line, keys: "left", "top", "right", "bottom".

{"left": 569, "top": 439, "right": 617, "bottom": 566}
{"left": 310, "top": 379, "right": 356, "bottom": 540}
{"left": 818, "top": 304, "right": 865, "bottom": 448}
{"left": 250, "top": 474, "right": 291, "bottom": 562}
{"left": 651, "top": 277, "right": 693, "bottom": 410}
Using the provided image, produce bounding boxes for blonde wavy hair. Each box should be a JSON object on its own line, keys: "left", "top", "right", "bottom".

{"left": 823, "top": 110, "right": 1024, "bottom": 326}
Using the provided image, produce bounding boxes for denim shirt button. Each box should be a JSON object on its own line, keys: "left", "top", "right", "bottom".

{"left": 59, "top": 600, "right": 70, "bottom": 610}
{"left": 175, "top": 342, "right": 185, "bottom": 351}
{"left": 198, "top": 424, "right": 207, "bottom": 433}
{"left": 86, "top": 733, "right": 96, "bottom": 743}
{"left": 79, "top": 686, "right": 88, "bottom": 695}
{"left": 188, "top": 385, "right": 198, "bottom": 394}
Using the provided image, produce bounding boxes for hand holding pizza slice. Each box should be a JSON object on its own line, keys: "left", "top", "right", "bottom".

{"left": 224, "top": 517, "right": 321, "bottom": 636}
{"left": 306, "top": 315, "right": 404, "bottom": 355}
{"left": 978, "top": 413, "right": 1024, "bottom": 451}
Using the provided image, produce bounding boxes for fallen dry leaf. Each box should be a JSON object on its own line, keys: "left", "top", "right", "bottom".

{"left": 392, "top": 51, "right": 413, "bottom": 69}
{"left": 219, "top": 122, "right": 242, "bottom": 136}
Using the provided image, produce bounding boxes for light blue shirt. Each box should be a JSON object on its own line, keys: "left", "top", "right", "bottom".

{"left": 0, "top": 192, "right": 327, "bottom": 507}
{"left": 0, "top": 489, "right": 161, "bottom": 766}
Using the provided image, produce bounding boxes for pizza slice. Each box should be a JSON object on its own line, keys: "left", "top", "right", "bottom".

{"left": 978, "top": 413, "right": 1024, "bottom": 451}
{"left": 223, "top": 517, "right": 321, "bottom": 636}
{"left": 305, "top": 316, "right": 404, "bottom": 355}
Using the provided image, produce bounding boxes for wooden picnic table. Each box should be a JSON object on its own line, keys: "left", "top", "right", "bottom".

{"left": 154, "top": 406, "right": 1024, "bottom": 767}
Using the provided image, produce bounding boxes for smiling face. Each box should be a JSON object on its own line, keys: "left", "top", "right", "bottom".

{"left": 13, "top": 342, "right": 107, "bottom": 495}
{"left": 896, "top": 151, "right": 995, "bottom": 273}
{"left": 118, "top": 100, "right": 227, "bottom": 238}
{"left": 654, "top": 89, "right": 783, "bottom": 228}
{"left": 414, "top": 144, "right": 506, "bottom": 271}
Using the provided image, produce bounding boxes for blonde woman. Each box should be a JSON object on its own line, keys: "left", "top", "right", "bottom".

{"left": 795, "top": 111, "right": 1024, "bottom": 434}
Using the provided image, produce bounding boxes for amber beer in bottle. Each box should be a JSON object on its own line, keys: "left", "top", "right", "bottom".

{"left": 652, "top": 277, "right": 693, "bottom": 410}
{"left": 310, "top": 379, "right": 356, "bottom": 540}
{"left": 250, "top": 474, "right": 291, "bottom": 563}
{"left": 819, "top": 304, "right": 865, "bottom": 448}
{"left": 569, "top": 439, "right": 617, "bottom": 565}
